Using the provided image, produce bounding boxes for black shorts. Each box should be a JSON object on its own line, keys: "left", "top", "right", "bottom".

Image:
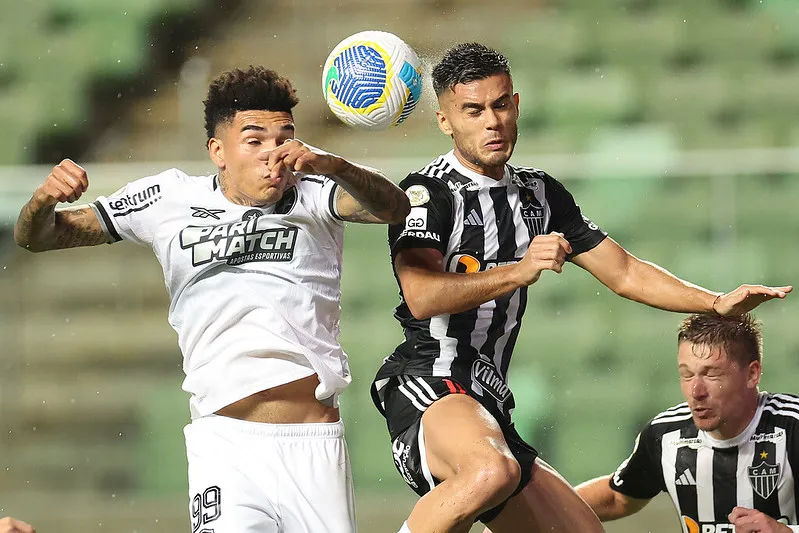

{"left": 377, "top": 375, "right": 538, "bottom": 524}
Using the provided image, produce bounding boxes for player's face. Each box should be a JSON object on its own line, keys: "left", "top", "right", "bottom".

{"left": 677, "top": 342, "right": 760, "bottom": 439}
{"left": 208, "top": 110, "right": 296, "bottom": 206}
{"left": 436, "top": 73, "right": 519, "bottom": 180}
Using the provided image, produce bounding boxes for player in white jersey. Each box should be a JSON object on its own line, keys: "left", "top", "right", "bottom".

{"left": 13, "top": 66, "right": 410, "bottom": 532}
{"left": 577, "top": 314, "right": 799, "bottom": 533}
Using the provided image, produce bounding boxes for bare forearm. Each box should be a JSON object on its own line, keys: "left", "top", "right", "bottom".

{"left": 331, "top": 157, "right": 410, "bottom": 223}
{"left": 576, "top": 476, "right": 644, "bottom": 521}
{"left": 618, "top": 258, "right": 719, "bottom": 313}
{"left": 14, "top": 199, "right": 106, "bottom": 252}
{"left": 402, "top": 264, "right": 524, "bottom": 319}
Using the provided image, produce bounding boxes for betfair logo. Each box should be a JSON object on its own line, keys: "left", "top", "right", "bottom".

{"left": 682, "top": 516, "right": 734, "bottom": 533}
{"left": 180, "top": 218, "right": 297, "bottom": 266}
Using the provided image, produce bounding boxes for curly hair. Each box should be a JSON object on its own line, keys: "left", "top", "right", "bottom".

{"left": 431, "top": 43, "right": 511, "bottom": 97}
{"left": 203, "top": 66, "right": 299, "bottom": 140}
{"left": 678, "top": 313, "right": 763, "bottom": 366}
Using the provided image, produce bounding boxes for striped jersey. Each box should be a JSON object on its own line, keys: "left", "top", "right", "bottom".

{"left": 372, "top": 150, "right": 606, "bottom": 421}
{"left": 611, "top": 392, "right": 799, "bottom": 532}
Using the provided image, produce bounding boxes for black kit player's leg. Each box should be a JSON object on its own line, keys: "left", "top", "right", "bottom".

{"left": 484, "top": 458, "right": 606, "bottom": 533}
{"left": 405, "top": 394, "right": 522, "bottom": 533}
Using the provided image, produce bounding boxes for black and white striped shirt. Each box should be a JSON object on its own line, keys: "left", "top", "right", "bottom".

{"left": 611, "top": 392, "right": 799, "bottom": 532}
{"left": 372, "top": 151, "right": 606, "bottom": 420}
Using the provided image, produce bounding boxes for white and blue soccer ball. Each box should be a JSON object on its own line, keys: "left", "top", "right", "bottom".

{"left": 322, "top": 30, "right": 423, "bottom": 130}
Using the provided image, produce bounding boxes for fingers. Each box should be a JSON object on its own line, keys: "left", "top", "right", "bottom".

{"left": 38, "top": 159, "right": 88, "bottom": 205}
{"left": 0, "top": 517, "right": 36, "bottom": 533}
{"left": 728, "top": 506, "right": 755, "bottom": 522}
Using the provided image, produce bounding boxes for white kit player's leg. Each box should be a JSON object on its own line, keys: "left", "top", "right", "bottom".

{"left": 272, "top": 421, "right": 356, "bottom": 533}
{"left": 185, "top": 415, "right": 356, "bottom": 533}
{"left": 185, "top": 417, "right": 280, "bottom": 532}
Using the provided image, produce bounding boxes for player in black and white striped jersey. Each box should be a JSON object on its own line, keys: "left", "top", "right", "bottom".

{"left": 370, "top": 42, "right": 792, "bottom": 533}
{"left": 577, "top": 314, "right": 799, "bottom": 533}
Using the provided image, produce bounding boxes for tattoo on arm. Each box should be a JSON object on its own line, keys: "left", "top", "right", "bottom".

{"left": 14, "top": 201, "right": 109, "bottom": 251}
{"left": 332, "top": 160, "right": 410, "bottom": 224}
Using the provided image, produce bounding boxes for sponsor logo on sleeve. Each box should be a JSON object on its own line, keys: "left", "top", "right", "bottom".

{"left": 108, "top": 184, "right": 162, "bottom": 216}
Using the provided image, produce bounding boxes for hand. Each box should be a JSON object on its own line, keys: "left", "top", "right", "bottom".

{"left": 0, "top": 517, "right": 36, "bottom": 533}
{"left": 729, "top": 507, "right": 792, "bottom": 532}
{"left": 713, "top": 284, "right": 792, "bottom": 316}
{"left": 259, "top": 139, "right": 342, "bottom": 180}
{"left": 514, "top": 232, "right": 573, "bottom": 286}
{"left": 33, "top": 158, "right": 88, "bottom": 207}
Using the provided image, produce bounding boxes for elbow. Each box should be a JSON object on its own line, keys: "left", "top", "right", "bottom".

{"left": 405, "top": 295, "right": 434, "bottom": 321}
{"left": 12, "top": 229, "right": 36, "bottom": 252}
{"left": 386, "top": 194, "right": 411, "bottom": 224}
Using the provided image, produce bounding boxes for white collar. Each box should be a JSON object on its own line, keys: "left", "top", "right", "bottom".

{"left": 700, "top": 392, "right": 766, "bottom": 449}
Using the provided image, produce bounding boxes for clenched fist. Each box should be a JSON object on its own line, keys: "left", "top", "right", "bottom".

{"left": 0, "top": 517, "right": 35, "bottom": 533}
{"left": 33, "top": 158, "right": 88, "bottom": 206}
{"left": 514, "top": 232, "right": 573, "bottom": 286}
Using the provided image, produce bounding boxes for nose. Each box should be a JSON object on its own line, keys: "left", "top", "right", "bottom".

{"left": 483, "top": 108, "right": 501, "bottom": 130}
{"left": 692, "top": 378, "right": 708, "bottom": 399}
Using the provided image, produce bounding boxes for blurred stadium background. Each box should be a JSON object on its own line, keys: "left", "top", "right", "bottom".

{"left": 1, "top": 0, "right": 798, "bottom": 531}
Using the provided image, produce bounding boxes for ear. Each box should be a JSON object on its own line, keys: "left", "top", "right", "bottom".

{"left": 436, "top": 109, "right": 453, "bottom": 137}
{"left": 747, "top": 360, "right": 762, "bottom": 388}
{"left": 208, "top": 137, "right": 225, "bottom": 169}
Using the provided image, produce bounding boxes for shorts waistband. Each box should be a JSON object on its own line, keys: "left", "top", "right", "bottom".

{"left": 194, "top": 414, "right": 345, "bottom": 439}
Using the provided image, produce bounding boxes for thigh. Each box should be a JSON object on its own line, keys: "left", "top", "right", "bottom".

{"left": 485, "top": 458, "right": 604, "bottom": 533}
{"left": 421, "top": 393, "right": 514, "bottom": 482}
{"left": 185, "top": 421, "right": 279, "bottom": 533}
{"left": 274, "top": 425, "right": 357, "bottom": 533}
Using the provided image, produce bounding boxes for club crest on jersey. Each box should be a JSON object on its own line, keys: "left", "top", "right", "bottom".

{"left": 519, "top": 183, "right": 548, "bottom": 236}
{"left": 471, "top": 358, "right": 510, "bottom": 403}
{"left": 748, "top": 460, "right": 781, "bottom": 499}
{"left": 179, "top": 217, "right": 298, "bottom": 266}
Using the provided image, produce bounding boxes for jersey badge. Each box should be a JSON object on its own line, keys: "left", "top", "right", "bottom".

{"left": 406, "top": 185, "right": 430, "bottom": 206}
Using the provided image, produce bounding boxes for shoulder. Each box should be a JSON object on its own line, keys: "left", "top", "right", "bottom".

{"left": 643, "top": 402, "right": 695, "bottom": 439}
{"left": 762, "top": 392, "right": 799, "bottom": 425}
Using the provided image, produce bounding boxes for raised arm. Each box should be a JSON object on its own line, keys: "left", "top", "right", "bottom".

{"left": 14, "top": 159, "right": 109, "bottom": 252}
{"left": 263, "top": 139, "right": 410, "bottom": 224}
{"left": 571, "top": 237, "right": 791, "bottom": 315}
{"left": 575, "top": 475, "right": 651, "bottom": 521}
{"left": 397, "top": 233, "right": 571, "bottom": 320}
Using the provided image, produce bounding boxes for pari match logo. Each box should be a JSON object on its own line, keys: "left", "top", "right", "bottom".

{"left": 323, "top": 30, "right": 422, "bottom": 130}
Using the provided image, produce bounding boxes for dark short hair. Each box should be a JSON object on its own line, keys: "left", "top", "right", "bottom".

{"left": 203, "top": 66, "right": 299, "bottom": 140}
{"left": 678, "top": 313, "right": 763, "bottom": 366}
{"left": 431, "top": 43, "right": 511, "bottom": 97}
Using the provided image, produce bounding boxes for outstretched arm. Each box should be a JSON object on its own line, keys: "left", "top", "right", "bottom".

{"left": 571, "top": 238, "right": 791, "bottom": 315}
{"left": 575, "top": 475, "right": 651, "bottom": 521}
{"left": 14, "top": 159, "right": 109, "bottom": 252}
{"left": 263, "top": 139, "right": 410, "bottom": 224}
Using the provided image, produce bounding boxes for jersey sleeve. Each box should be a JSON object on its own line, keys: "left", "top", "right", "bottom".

{"left": 609, "top": 421, "right": 665, "bottom": 499}
{"left": 91, "top": 171, "right": 171, "bottom": 247}
{"left": 298, "top": 175, "right": 344, "bottom": 226}
{"left": 388, "top": 174, "right": 454, "bottom": 259}
{"left": 544, "top": 173, "right": 607, "bottom": 258}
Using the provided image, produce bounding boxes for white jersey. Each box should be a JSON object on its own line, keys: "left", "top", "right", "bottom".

{"left": 91, "top": 168, "right": 350, "bottom": 419}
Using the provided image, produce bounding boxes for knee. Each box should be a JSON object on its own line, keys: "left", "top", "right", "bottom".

{"left": 469, "top": 453, "right": 522, "bottom": 503}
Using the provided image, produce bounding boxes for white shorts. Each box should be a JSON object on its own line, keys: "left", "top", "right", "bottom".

{"left": 185, "top": 414, "right": 356, "bottom": 533}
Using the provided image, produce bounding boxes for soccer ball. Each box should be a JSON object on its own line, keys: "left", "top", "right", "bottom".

{"left": 322, "top": 30, "right": 423, "bottom": 130}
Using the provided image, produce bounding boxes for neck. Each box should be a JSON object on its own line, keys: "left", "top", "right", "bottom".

{"left": 453, "top": 149, "right": 504, "bottom": 181}
{"left": 708, "top": 392, "right": 760, "bottom": 441}
{"left": 219, "top": 170, "right": 271, "bottom": 207}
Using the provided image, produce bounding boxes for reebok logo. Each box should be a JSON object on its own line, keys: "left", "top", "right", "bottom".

{"left": 191, "top": 206, "right": 225, "bottom": 220}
